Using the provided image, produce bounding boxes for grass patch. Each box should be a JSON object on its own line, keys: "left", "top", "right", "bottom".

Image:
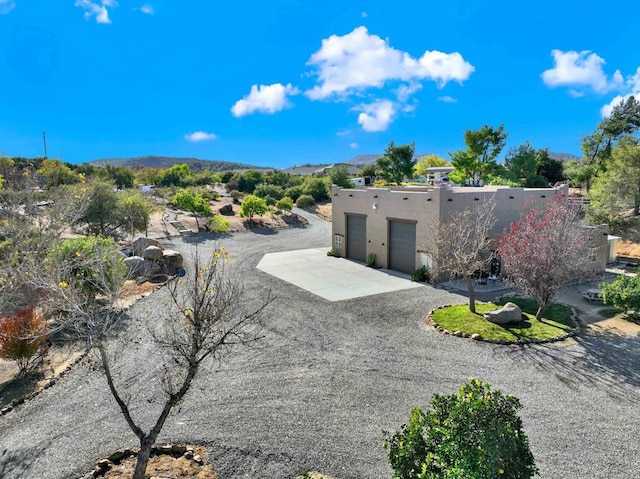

{"left": 431, "top": 297, "right": 575, "bottom": 342}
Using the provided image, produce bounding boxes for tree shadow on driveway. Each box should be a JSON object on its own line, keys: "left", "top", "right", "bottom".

{"left": 499, "top": 328, "right": 640, "bottom": 402}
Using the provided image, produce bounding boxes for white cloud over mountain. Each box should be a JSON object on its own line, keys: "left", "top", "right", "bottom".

{"left": 184, "top": 131, "right": 217, "bottom": 142}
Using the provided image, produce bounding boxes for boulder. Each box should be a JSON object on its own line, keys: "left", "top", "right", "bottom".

{"left": 219, "top": 203, "right": 234, "bottom": 216}
{"left": 143, "top": 258, "right": 162, "bottom": 276}
{"left": 483, "top": 302, "right": 523, "bottom": 325}
{"left": 162, "top": 249, "right": 183, "bottom": 273}
{"left": 132, "top": 237, "right": 162, "bottom": 256}
{"left": 123, "top": 256, "right": 145, "bottom": 279}
{"left": 143, "top": 245, "right": 164, "bottom": 261}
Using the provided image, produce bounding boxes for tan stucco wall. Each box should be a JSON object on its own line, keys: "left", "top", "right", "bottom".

{"left": 330, "top": 184, "right": 607, "bottom": 272}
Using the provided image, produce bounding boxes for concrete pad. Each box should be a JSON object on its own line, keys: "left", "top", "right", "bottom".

{"left": 256, "top": 247, "right": 424, "bottom": 301}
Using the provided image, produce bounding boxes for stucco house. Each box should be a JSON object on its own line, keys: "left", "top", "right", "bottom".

{"left": 330, "top": 184, "right": 610, "bottom": 276}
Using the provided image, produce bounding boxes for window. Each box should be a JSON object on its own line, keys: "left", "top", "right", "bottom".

{"left": 334, "top": 234, "right": 343, "bottom": 249}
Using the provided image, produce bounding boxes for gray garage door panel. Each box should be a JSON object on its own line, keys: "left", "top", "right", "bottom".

{"left": 347, "top": 215, "right": 367, "bottom": 263}
{"left": 389, "top": 221, "right": 416, "bottom": 274}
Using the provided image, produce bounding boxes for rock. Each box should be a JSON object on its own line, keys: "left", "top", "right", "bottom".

{"left": 143, "top": 245, "right": 164, "bottom": 261}
{"left": 132, "top": 237, "right": 163, "bottom": 256}
{"left": 471, "top": 333, "right": 483, "bottom": 340}
{"left": 219, "top": 203, "right": 234, "bottom": 215}
{"left": 453, "top": 330, "right": 463, "bottom": 337}
{"left": 483, "top": 302, "right": 523, "bottom": 325}
{"left": 171, "top": 444, "right": 187, "bottom": 455}
{"left": 162, "top": 249, "right": 183, "bottom": 273}
{"left": 184, "top": 450, "right": 194, "bottom": 460}
{"left": 192, "top": 454, "right": 203, "bottom": 465}
{"left": 124, "top": 256, "right": 145, "bottom": 279}
{"left": 108, "top": 451, "right": 126, "bottom": 463}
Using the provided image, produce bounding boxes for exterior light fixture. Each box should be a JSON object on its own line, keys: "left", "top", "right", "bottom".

{"left": 372, "top": 203, "right": 378, "bottom": 210}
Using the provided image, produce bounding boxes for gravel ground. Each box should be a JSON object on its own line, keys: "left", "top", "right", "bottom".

{"left": 1, "top": 209, "right": 639, "bottom": 479}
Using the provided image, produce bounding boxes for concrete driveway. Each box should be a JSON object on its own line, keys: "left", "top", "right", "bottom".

{"left": 256, "top": 248, "right": 423, "bottom": 301}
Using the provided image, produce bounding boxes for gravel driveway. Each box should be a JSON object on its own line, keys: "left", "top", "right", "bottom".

{"left": 1, "top": 209, "right": 639, "bottom": 478}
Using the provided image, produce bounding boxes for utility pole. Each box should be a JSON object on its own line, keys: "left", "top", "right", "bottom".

{"left": 43, "top": 131, "right": 48, "bottom": 158}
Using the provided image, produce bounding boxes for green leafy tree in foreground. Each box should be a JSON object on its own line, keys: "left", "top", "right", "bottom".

{"left": 375, "top": 141, "right": 416, "bottom": 184}
{"left": 384, "top": 378, "right": 538, "bottom": 479}
{"left": 173, "top": 189, "right": 212, "bottom": 230}
{"left": 600, "top": 275, "right": 640, "bottom": 313}
{"left": 450, "top": 124, "right": 507, "bottom": 184}
{"left": 239, "top": 194, "right": 268, "bottom": 219}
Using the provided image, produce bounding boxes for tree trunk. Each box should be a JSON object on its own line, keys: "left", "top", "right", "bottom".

{"left": 132, "top": 438, "right": 153, "bottom": 479}
{"left": 535, "top": 303, "right": 546, "bottom": 322}
{"left": 466, "top": 276, "right": 476, "bottom": 314}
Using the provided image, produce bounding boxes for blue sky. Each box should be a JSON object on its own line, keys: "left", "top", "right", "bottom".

{"left": 1, "top": 0, "right": 639, "bottom": 168}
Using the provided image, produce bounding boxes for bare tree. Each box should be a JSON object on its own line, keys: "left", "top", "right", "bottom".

{"left": 23, "top": 241, "right": 272, "bottom": 479}
{"left": 496, "top": 198, "right": 599, "bottom": 320}
{"left": 422, "top": 199, "right": 496, "bottom": 313}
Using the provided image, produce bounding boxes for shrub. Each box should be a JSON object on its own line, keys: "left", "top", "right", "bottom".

{"left": 0, "top": 306, "right": 48, "bottom": 374}
{"left": 262, "top": 195, "right": 276, "bottom": 206}
{"left": 284, "top": 185, "right": 304, "bottom": 202}
{"left": 384, "top": 378, "right": 538, "bottom": 479}
{"left": 366, "top": 252, "right": 377, "bottom": 267}
{"left": 411, "top": 266, "right": 430, "bottom": 282}
{"left": 239, "top": 194, "right": 269, "bottom": 218}
{"left": 327, "top": 249, "right": 339, "bottom": 257}
{"left": 296, "top": 194, "right": 315, "bottom": 208}
{"left": 302, "top": 177, "right": 329, "bottom": 201}
{"left": 209, "top": 215, "right": 230, "bottom": 233}
{"left": 229, "top": 190, "right": 242, "bottom": 204}
{"left": 254, "top": 184, "right": 285, "bottom": 201}
{"left": 275, "top": 196, "right": 293, "bottom": 213}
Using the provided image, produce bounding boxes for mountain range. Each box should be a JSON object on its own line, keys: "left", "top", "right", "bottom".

{"left": 87, "top": 156, "right": 272, "bottom": 172}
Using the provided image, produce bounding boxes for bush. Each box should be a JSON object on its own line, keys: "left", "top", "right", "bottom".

{"left": 254, "top": 184, "right": 285, "bottom": 201}
{"left": 411, "top": 266, "right": 430, "bottom": 282}
{"left": 0, "top": 306, "right": 48, "bottom": 374}
{"left": 366, "top": 252, "right": 376, "bottom": 267}
{"left": 262, "top": 195, "right": 276, "bottom": 206}
{"left": 302, "top": 177, "right": 329, "bottom": 201}
{"left": 229, "top": 190, "right": 242, "bottom": 204}
{"left": 239, "top": 194, "right": 269, "bottom": 218}
{"left": 327, "top": 248, "right": 339, "bottom": 257}
{"left": 384, "top": 378, "right": 538, "bottom": 479}
{"left": 275, "top": 196, "right": 293, "bottom": 213}
{"left": 209, "top": 215, "right": 230, "bottom": 233}
{"left": 296, "top": 194, "right": 315, "bottom": 208}
{"left": 284, "top": 185, "right": 304, "bottom": 202}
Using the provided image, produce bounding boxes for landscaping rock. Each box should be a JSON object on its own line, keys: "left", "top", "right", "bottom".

{"left": 124, "top": 256, "right": 145, "bottom": 279}
{"left": 219, "top": 203, "right": 234, "bottom": 215}
{"left": 132, "top": 237, "right": 163, "bottom": 256}
{"left": 143, "top": 245, "right": 164, "bottom": 261}
{"left": 471, "top": 333, "right": 483, "bottom": 340}
{"left": 162, "top": 249, "right": 183, "bottom": 273}
{"left": 483, "top": 302, "right": 523, "bottom": 325}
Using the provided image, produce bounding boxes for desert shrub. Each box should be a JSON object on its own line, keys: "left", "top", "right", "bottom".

{"left": 254, "top": 184, "right": 284, "bottom": 201}
{"left": 239, "top": 194, "right": 269, "bottom": 218}
{"left": 366, "top": 252, "right": 377, "bottom": 267}
{"left": 284, "top": 185, "right": 304, "bottom": 202}
{"left": 0, "top": 306, "right": 48, "bottom": 374}
{"left": 296, "top": 194, "right": 315, "bottom": 208}
{"left": 411, "top": 266, "right": 430, "bottom": 282}
{"left": 209, "top": 215, "right": 230, "bottom": 233}
{"left": 327, "top": 248, "right": 339, "bottom": 257}
{"left": 262, "top": 195, "right": 276, "bottom": 206}
{"left": 275, "top": 196, "right": 293, "bottom": 213}
{"left": 302, "top": 177, "right": 329, "bottom": 201}
{"left": 384, "top": 378, "right": 537, "bottom": 479}
{"left": 229, "top": 190, "right": 242, "bottom": 204}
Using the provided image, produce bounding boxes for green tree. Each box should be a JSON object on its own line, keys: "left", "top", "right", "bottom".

{"left": 504, "top": 142, "right": 538, "bottom": 184}
{"left": 78, "top": 179, "right": 120, "bottom": 236}
{"left": 536, "top": 151, "right": 565, "bottom": 185}
{"left": 238, "top": 170, "right": 264, "bottom": 193}
{"left": 358, "top": 163, "right": 378, "bottom": 180}
{"left": 119, "top": 193, "right": 153, "bottom": 238}
{"left": 375, "top": 141, "right": 416, "bottom": 184}
{"left": 239, "top": 194, "right": 268, "bottom": 218}
{"left": 105, "top": 165, "right": 135, "bottom": 189}
{"left": 173, "top": 189, "right": 212, "bottom": 230}
{"left": 328, "top": 165, "right": 352, "bottom": 188}
{"left": 302, "top": 177, "right": 329, "bottom": 201}
{"left": 413, "top": 154, "right": 450, "bottom": 177}
{"left": 159, "top": 163, "right": 191, "bottom": 187}
{"left": 600, "top": 275, "right": 640, "bottom": 312}
{"left": 275, "top": 196, "right": 293, "bottom": 214}
{"left": 384, "top": 378, "right": 537, "bottom": 479}
{"left": 37, "top": 159, "right": 81, "bottom": 188}
{"left": 450, "top": 125, "right": 508, "bottom": 184}
{"left": 253, "top": 184, "right": 285, "bottom": 200}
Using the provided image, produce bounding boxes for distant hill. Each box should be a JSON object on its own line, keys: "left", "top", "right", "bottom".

{"left": 548, "top": 152, "right": 580, "bottom": 162}
{"left": 86, "top": 156, "right": 272, "bottom": 172}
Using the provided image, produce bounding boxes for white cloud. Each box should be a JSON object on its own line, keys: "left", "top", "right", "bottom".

{"left": 0, "top": 0, "right": 15, "bottom": 14}
{"left": 361, "top": 11, "right": 368, "bottom": 18}
{"left": 568, "top": 89, "right": 585, "bottom": 98}
{"left": 601, "top": 92, "right": 640, "bottom": 118}
{"left": 75, "top": 0, "right": 117, "bottom": 24}
{"left": 355, "top": 100, "right": 396, "bottom": 132}
{"left": 231, "top": 83, "right": 300, "bottom": 117}
{"left": 437, "top": 95, "right": 457, "bottom": 103}
{"left": 336, "top": 129, "right": 351, "bottom": 137}
{"left": 139, "top": 3, "right": 154, "bottom": 14}
{"left": 305, "top": 26, "right": 474, "bottom": 100}
{"left": 184, "top": 131, "right": 217, "bottom": 142}
{"left": 349, "top": 142, "right": 358, "bottom": 149}
{"left": 541, "top": 49, "right": 620, "bottom": 93}
{"left": 396, "top": 82, "right": 422, "bottom": 102}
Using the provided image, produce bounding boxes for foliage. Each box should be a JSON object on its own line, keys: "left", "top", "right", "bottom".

{"left": 254, "top": 183, "right": 285, "bottom": 200}
{"left": 484, "top": 173, "right": 520, "bottom": 187}
{"left": 209, "top": 214, "right": 230, "bottom": 233}
{"left": 37, "top": 159, "right": 81, "bottom": 188}
{"left": 0, "top": 306, "right": 48, "bottom": 374}
{"left": 48, "top": 236, "right": 126, "bottom": 297}
{"left": 229, "top": 190, "right": 242, "bottom": 204}
{"left": 375, "top": 141, "right": 416, "bottom": 184}
{"left": 600, "top": 275, "right": 640, "bottom": 312}
{"left": 326, "top": 248, "right": 339, "bottom": 257}
{"left": 414, "top": 154, "right": 450, "bottom": 177}
{"left": 450, "top": 124, "right": 507, "bottom": 184}
{"left": 102, "top": 165, "right": 135, "bottom": 189}
{"left": 421, "top": 199, "right": 496, "bottom": 313}
{"left": 384, "top": 378, "right": 538, "bottom": 479}
{"left": 328, "top": 165, "right": 352, "bottom": 188}
{"left": 504, "top": 142, "right": 539, "bottom": 184}
{"left": 284, "top": 185, "right": 304, "bottom": 202}
{"left": 173, "top": 189, "right": 212, "bottom": 230}
{"left": 158, "top": 163, "right": 191, "bottom": 187}
{"left": 563, "top": 160, "right": 594, "bottom": 188}
{"left": 275, "top": 196, "right": 293, "bottom": 213}
{"left": 358, "top": 163, "right": 378, "bottom": 179}
{"left": 411, "top": 266, "right": 430, "bottom": 283}
{"left": 366, "top": 252, "right": 376, "bottom": 267}
{"left": 432, "top": 299, "right": 575, "bottom": 342}
{"left": 119, "top": 192, "right": 152, "bottom": 238}
{"left": 239, "top": 194, "right": 268, "bottom": 218}
{"left": 77, "top": 179, "right": 121, "bottom": 236}
{"left": 295, "top": 194, "right": 316, "bottom": 208}
{"left": 301, "top": 177, "right": 329, "bottom": 201}
{"left": 264, "top": 170, "right": 298, "bottom": 188}
{"left": 536, "top": 152, "right": 565, "bottom": 185}
{"left": 238, "top": 170, "right": 264, "bottom": 193}
{"left": 496, "top": 198, "right": 599, "bottom": 320}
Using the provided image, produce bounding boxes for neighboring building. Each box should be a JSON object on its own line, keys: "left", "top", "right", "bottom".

{"left": 282, "top": 163, "right": 362, "bottom": 176}
{"left": 331, "top": 184, "right": 609, "bottom": 276}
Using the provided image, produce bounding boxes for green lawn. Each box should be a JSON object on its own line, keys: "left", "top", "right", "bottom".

{"left": 431, "top": 297, "right": 576, "bottom": 342}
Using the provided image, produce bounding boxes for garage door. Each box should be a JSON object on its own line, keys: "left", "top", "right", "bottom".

{"left": 389, "top": 221, "right": 416, "bottom": 274}
{"left": 346, "top": 215, "right": 367, "bottom": 263}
